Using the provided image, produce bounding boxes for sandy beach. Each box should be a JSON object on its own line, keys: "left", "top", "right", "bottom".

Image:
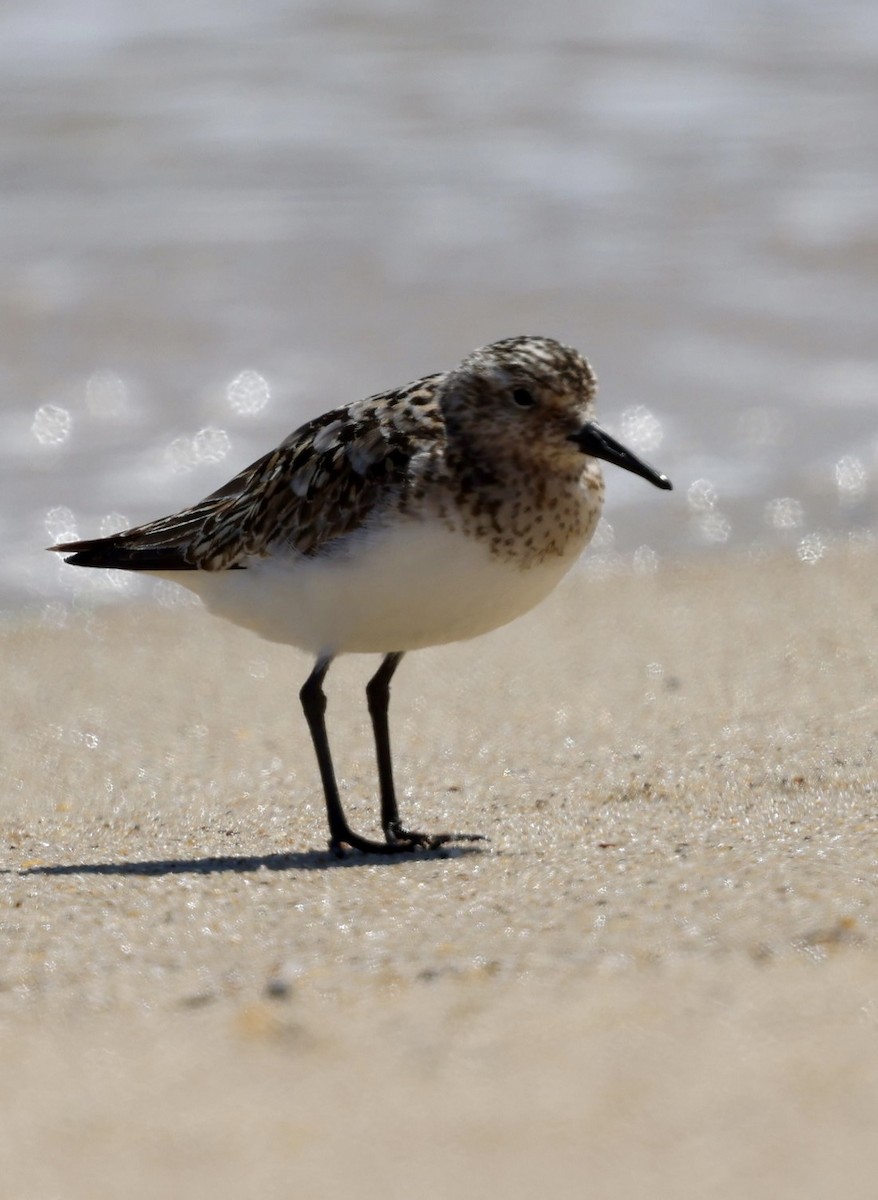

{"left": 2, "top": 544, "right": 878, "bottom": 1198}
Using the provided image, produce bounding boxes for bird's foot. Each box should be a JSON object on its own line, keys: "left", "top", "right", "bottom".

{"left": 328, "top": 826, "right": 487, "bottom": 857}
{"left": 385, "top": 824, "right": 488, "bottom": 851}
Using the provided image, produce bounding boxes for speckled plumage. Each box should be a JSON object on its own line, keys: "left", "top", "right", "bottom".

{"left": 51, "top": 335, "right": 672, "bottom": 855}
{"left": 57, "top": 336, "right": 601, "bottom": 574}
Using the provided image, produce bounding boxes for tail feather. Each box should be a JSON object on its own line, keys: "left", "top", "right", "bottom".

{"left": 48, "top": 536, "right": 198, "bottom": 571}
{"left": 48, "top": 455, "right": 260, "bottom": 573}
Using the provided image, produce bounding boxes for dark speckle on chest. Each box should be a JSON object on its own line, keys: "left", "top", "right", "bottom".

{"left": 418, "top": 461, "right": 601, "bottom": 568}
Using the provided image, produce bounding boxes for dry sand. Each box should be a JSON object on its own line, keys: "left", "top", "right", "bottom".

{"left": 2, "top": 545, "right": 878, "bottom": 1199}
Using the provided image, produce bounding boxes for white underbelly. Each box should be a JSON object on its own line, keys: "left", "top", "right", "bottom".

{"left": 153, "top": 519, "right": 585, "bottom": 656}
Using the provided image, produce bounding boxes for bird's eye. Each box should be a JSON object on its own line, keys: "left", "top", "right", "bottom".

{"left": 511, "top": 388, "right": 536, "bottom": 409}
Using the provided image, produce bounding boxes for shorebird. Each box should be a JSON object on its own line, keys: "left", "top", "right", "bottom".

{"left": 51, "top": 336, "right": 672, "bottom": 854}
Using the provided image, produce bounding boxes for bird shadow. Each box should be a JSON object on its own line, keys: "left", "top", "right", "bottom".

{"left": 11, "top": 843, "right": 486, "bottom": 879}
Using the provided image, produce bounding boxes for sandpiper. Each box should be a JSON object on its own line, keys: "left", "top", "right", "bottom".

{"left": 51, "top": 336, "right": 672, "bottom": 854}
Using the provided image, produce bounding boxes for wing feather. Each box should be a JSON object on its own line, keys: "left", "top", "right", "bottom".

{"left": 50, "top": 380, "right": 445, "bottom": 573}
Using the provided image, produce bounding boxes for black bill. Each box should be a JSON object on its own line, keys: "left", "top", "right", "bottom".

{"left": 572, "top": 421, "right": 672, "bottom": 490}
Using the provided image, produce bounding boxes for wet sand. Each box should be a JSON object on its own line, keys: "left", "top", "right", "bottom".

{"left": 2, "top": 545, "right": 878, "bottom": 1198}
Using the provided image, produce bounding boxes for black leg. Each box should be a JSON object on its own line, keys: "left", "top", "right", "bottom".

{"left": 365, "top": 651, "right": 405, "bottom": 839}
{"left": 299, "top": 656, "right": 406, "bottom": 855}
{"left": 365, "top": 652, "right": 487, "bottom": 851}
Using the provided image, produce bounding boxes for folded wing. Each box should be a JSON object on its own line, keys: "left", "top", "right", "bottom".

{"left": 50, "top": 396, "right": 437, "bottom": 572}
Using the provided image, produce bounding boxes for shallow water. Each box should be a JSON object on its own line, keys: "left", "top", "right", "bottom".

{"left": 3, "top": 0, "right": 877, "bottom": 608}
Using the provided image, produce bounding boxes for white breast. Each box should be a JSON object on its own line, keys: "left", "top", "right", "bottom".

{"left": 154, "top": 515, "right": 587, "bottom": 656}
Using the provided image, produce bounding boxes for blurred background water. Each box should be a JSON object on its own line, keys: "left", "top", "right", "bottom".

{"left": 2, "top": 0, "right": 877, "bottom": 610}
